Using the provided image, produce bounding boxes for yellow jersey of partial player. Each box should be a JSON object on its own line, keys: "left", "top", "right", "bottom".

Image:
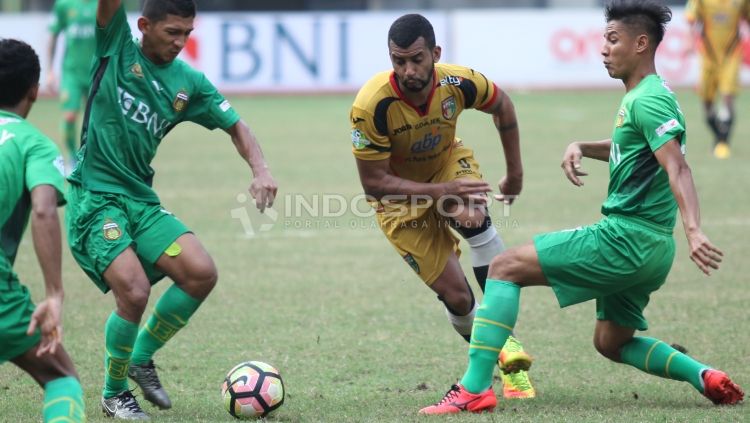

{"left": 685, "top": 0, "right": 750, "bottom": 61}
{"left": 350, "top": 63, "right": 497, "bottom": 182}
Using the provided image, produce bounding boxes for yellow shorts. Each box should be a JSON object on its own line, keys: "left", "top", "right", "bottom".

{"left": 375, "top": 143, "right": 483, "bottom": 285}
{"left": 698, "top": 49, "right": 742, "bottom": 101}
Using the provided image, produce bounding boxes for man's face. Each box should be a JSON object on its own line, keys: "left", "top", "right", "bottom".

{"left": 389, "top": 37, "right": 439, "bottom": 93}
{"left": 140, "top": 14, "right": 194, "bottom": 65}
{"left": 601, "top": 20, "right": 641, "bottom": 80}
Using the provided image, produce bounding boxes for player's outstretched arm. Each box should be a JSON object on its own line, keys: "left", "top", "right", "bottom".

{"left": 97, "top": 0, "right": 121, "bottom": 28}
{"left": 481, "top": 88, "right": 523, "bottom": 205}
{"left": 560, "top": 139, "right": 610, "bottom": 186}
{"left": 355, "top": 157, "right": 491, "bottom": 204}
{"left": 225, "top": 120, "right": 278, "bottom": 213}
{"left": 654, "top": 139, "right": 723, "bottom": 275}
{"left": 45, "top": 32, "right": 59, "bottom": 93}
{"left": 27, "top": 184, "right": 64, "bottom": 357}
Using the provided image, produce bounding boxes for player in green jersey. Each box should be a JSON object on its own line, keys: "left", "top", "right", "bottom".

{"left": 47, "top": 0, "right": 97, "bottom": 171}
{"left": 66, "top": 0, "right": 278, "bottom": 419}
{"left": 0, "top": 39, "right": 85, "bottom": 423}
{"left": 420, "top": 0, "right": 743, "bottom": 415}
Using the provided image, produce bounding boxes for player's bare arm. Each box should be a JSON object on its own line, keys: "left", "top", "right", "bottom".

{"left": 225, "top": 120, "right": 278, "bottom": 213}
{"left": 654, "top": 139, "right": 723, "bottom": 275}
{"left": 355, "top": 157, "right": 491, "bottom": 203}
{"left": 561, "top": 139, "right": 611, "bottom": 186}
{"left": 45, "top": 32, "right": 59, "bottom": 92}
{"left": 26, "top": 184, "right": 64, "bottom": 357}
{"left": 97, "top": 0, "right": 121, "bottom": 27}
{"left": 481, "top": 88, "right": 523, "bottom": 205}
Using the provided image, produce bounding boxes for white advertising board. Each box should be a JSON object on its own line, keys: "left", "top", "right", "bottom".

{"left": 1, "top": 8, "right": 747, "bottom": 93}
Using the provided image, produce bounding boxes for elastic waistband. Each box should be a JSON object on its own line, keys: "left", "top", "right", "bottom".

{"left": 605, "top": 214, "right": 673, "bottom": 236}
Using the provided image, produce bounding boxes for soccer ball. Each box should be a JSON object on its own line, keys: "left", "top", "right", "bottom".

{"left": 221, "top": 361, "right": 285, "bottom": 419}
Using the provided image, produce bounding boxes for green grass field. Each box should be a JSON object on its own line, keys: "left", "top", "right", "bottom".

{"left": 1, "top": 88, "right": 748, "bottom": 422}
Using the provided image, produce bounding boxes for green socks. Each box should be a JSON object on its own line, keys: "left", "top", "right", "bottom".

{"left": 103, "top": 312, "right": 138, "bottom": 398}
{"left": 62, "top": 119, "right": 77, "bottom": 158}
{"left": 460, "top": 279, "right": 520, "bottom": 393}
{"left": 131, "top": 284, "right": 202, "bottom": 365}
{"left": 43, "top": 376, "right": 85, "bottom": 422}
{"left": 620, "top": 336, "right": 709, "bottom": 392}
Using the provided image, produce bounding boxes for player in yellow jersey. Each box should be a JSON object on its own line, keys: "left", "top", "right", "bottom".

{"left": 351, "top": 13, "right": 534, "bottom": 399}
{"left": 685, "top": 0, "right": 750, "bottom": 158}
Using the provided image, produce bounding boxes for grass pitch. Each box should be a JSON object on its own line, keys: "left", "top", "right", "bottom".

{"left": 1, "top": 88, "right": 748, "bottom": 422}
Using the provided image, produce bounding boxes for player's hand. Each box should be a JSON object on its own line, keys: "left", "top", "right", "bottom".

{"left": 249, "top": 170, "right": 278, "bottom": 213}
{"left": 442, "top": 179, "right": 492, "bottom": 206}
{"left": 686, "top": 229, "right": 723, "bottom": 275}
{"left": 561, "top": 142, "right": 588, "bottom": 187}
{"left": 495, "top": 174, "right": 522, "bottom": 205}
{"left": 26, "top": 295, "right": 63, "bottom": 357}
{"left": 45, "top": 71, "right": 58, "bottom": 95}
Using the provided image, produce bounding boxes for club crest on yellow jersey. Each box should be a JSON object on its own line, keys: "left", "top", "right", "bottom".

{"left": 403, "top": 253, "right": 420, "bottom": 274}
{"left": 442, "top": 96, "right": 457, "bottom": 120}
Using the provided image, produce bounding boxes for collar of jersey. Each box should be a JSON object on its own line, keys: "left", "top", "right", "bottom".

{"left": 389, "top": 69, "right": 438, "bottom": 117}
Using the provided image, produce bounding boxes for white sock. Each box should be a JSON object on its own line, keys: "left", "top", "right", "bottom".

{"left": 445, "top": 301, "right": 478, "bottom": 338}
{"left": 466, "top": 226, "right": 505, "bottom": 267}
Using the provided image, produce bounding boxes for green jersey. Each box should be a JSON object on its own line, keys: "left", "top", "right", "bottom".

{"left": 49, "top": 0, "right": 97, "bottom": 78}
{"left": 601, "top": 75, "right": 686, "bottom": 229}
{"left": 0, "top": 110, "right": 66, "bottom": 282}
{"left": 69, "top": 5, "right": 240, "bottom": 203}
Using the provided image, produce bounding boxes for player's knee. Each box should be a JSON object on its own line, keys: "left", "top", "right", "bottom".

{"left": 442, "top": 290, "right": 473, "bottom": 316}
{"left": 183, "top": 257, "right": 218, "bottom": 297}
{"left": 449, "top": 207, "right": 487, "bottom": 231}
{"left": 593, "top": 337, "right": 622, "bottom": 362}
{"left": 194, "top": 258, "right": 218, "bottom": 288}
{"left": 488, "top": 250, "right": 518, "bottom": 280}
{"left": 115, "top": 281, "right": 151, "bottom": 317}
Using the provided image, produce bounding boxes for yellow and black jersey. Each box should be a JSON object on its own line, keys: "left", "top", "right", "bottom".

{"left": 350, "top": 63, "right": 497, "bottom": 182}
{"left": 686, "top": 0, "right": 750, "bottom": 62}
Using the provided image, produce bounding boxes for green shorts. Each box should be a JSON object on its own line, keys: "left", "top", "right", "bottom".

{"left": 534, "top": 214, "right": 675, "bottom": 331}
{"left": 0, "top": 275, "right": 41, "bottom": 364}
{"left": 59, "top": 69, "right": 90, "bottom": 112}
{"left": 66, "top": 184, "right": 190, "bottom": 293}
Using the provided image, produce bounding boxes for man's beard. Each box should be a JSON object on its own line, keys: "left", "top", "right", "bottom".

{"left": 400, "top": 64, "right": 434, "bottom": 93}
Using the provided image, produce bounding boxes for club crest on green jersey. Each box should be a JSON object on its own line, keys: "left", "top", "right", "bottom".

{"left": 173, "top": 90, "right": 190, "bottom": 112}
{"left": 131, "top": 63, "right": 144, "bottom": 78}
{"left": 102, "top": 219, "right": 122, "bottom": 241}
{"left": 615, "top": 108, "right": 625, "bottom": 128}
{"left": 442, "top": 96, "right": 456, "bottom": 120}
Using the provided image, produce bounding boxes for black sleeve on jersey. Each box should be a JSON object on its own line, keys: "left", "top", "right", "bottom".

{"left": 374, "top": 97, "right": 399, "bottom": 137}
{"left": 476, "top": 73, "right": 491, "bottom": 108}
{"left": 457, "top": 79, "right": 478, "bottom": 109}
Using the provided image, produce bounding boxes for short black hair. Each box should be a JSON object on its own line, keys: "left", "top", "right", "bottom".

{"left": 388, "top": 14, "right": 436, "bottom": 50}
{"left": 605, "top": 0, "right": 672, "bottom": 46}
{"left": 143, "top": 0, "right": 196, "bottom": 22}
{"left": 0, "top": 39, "right": 40, "bottom": 107}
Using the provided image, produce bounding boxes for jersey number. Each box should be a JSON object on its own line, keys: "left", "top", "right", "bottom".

{"left": 0, "top": 129, "right": 16, "bottom": 146}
